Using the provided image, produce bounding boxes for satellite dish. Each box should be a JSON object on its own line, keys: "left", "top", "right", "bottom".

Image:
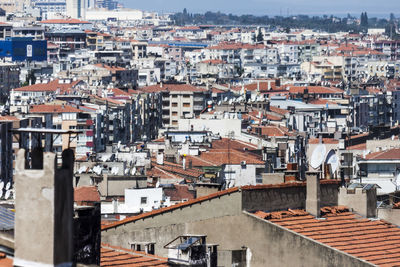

{"left": 131, "top": 167, "right": 136, "bottom": 176}
{"left": 310, "top": 144, "right": 326, "bottom": 169}
{"left": 325, "top": 150, "right": 339, "bottom": 174}
{"left": 0, "top": 190, "right": 3, "bottom": 199}
{"left": 117, "top": 141, "right": 121, "bottom": 150}
{"left": 0, "top": 182, "right": 4, "bottom": 191}
{"left": 78, "top": 166, "right": 86, "bottom": 174}
{"left": 124, "top": 168, "right": 129, "bottom": 175}
{"left": 224, "top": 97, "right": 228, "bottom": 102}
{"left": 5, "top": 190, "right": 10, "bottom": 200}
{"left": 5, "top": 182, "right": 10, "bottom": 190}
{"left": 217, "top": 100, "right": 222, "bottom": 106}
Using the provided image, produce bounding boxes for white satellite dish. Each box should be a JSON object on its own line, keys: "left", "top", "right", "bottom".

{"left": 124, "top": 168, "right": 129, "bottom": 175}
{"left": 131, "top": 167, "right": 136, "bottom": 176}
{"left": 0, "top": 182, "right": 4, "bottom": 191}
{"left": 310, "top": 144, "right": 326, "bottom": 169}
{"left": 117, "top": 141, "right": 121, "bottom": 150}
{"left": 325, "top": 150, "right": 339, "bottom": 174}
{"left": 224, "top": 97, "right": 228, "bottom": 102}
{"left": 5, "top": 182, "right": 10, "bottom": 190}
{"left": 5, "top": 190, "right": 10, "bottom": 200}
{"left": 217, "top": 100, "right": 222, "bottom": 106}
{"left": 78, "top": 166, "right": 87, "bottom": 174}
{"left": 0, "top": 190, "right": 3, "bottom": 199}
{"left": 229, "top": 99, "right": 233, "bottom": 105}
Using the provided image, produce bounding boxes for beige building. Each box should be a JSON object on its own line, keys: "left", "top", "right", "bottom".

{"left": 66, "top": 0, "right": 86, "bottom": 19}
{"left": 141, "top": 84, "right": 210, "bottom": 127}
{"left": 0, "top": 0, "right": 27, "bottom": 13}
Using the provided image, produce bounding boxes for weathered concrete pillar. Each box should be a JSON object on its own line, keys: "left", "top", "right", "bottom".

{"left": 306, "top": 171, "right": 321, "bottom": 218}
{"left": 14, "top": 148, "right": 74, "bottom": 267}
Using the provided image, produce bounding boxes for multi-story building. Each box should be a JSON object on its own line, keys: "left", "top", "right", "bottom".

{"left": 141, "top": 83, "right": 210, "bottom": 128}
{"left": 0, "top": 62, "right": 20, "bottom": 102}
{"left": 66, "top": 0, "right": 87, "bottom": 19}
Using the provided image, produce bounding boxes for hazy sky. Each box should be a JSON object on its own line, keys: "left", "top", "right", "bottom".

{"left": 120, "top": 0, "right": 399, "bottom": 17}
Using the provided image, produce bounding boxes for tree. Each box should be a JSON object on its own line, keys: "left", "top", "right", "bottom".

{"left": 360, "top": 12, "right": 369, "bottom": 28}
{"left": 256, "top": 28, "right": 264, "bottom": 42}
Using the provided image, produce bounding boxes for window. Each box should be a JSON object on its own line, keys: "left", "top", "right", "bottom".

{"left": 183, "top": 103, "right": 190, "bottom": 107}
{"left": 172, "top": 111, "right": 178, "bottom": 116}
{"left": 140, "top": 197, "right": 147, "bottom": 205}
{"left": 172, "top": 103, "right": 178, "bottom": 107}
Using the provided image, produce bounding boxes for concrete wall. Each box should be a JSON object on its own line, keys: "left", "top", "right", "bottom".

{"left": 196, "top": 184, "right": 219, "bottom": 198}
{"left": 187, "top": 212, "right": 373, "bottom": 267}
{"left": 262, "top": 173, "right": 285, "bottom": 184}
{"left": 102, "top": 190, "right": 242, "bottom": 255}
{"left": 97, "top": 175, "right": 147, "bottom": 197}
{"left": 377, "top": 208, "right": 400, "bottom": 225}
{"left": 241, "top": 183, "right": 338, "bottom": 213}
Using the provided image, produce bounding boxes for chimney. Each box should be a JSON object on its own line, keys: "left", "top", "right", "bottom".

{"left": 306, "top": 171, "right": 321, "bottom": 218}
{"left": 156, "top": 152, "right": 164, "bottom": 165}
{"left": 267, "top": 80, "right": 272, "bottom": 90}
{"left": 14, "top": 149, "right": 74, "bottom": 266}
{"left": 338, "top": 186, "right": 377, "bottom": 218}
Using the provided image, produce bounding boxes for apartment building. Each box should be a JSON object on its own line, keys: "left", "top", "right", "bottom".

{"left": 141, "top": 83, "right": 210, "bottom": 127}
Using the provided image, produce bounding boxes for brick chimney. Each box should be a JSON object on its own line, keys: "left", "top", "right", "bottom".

{"left": 306, "top": 171, "right": 321, "bottom": 218}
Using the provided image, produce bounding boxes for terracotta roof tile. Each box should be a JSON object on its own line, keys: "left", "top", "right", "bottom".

{"left": 260, "top": 206, "right": 400, "bottom": 266}
{"left": 74, "top": 186, "right": 100, "bottom": 203}
{"left": 141, "top": 83, "right": 207, "bottom": 93}
{"left": 14, "top": 79, "right": 81, "bottom": 93}
{"left": 101, "top": 243, "right": 167, "bottom": 266}
{"left": 30, "top": 104, "right": 81, "bottom": 114}
{"left": 163, "top": 184, "right": 195, "bottom": 202}
{"left": 40, "top": 19, "right": 91, "bottom": 24}
{"left": 364, "top": 148, "right": 400, "bottom": 160}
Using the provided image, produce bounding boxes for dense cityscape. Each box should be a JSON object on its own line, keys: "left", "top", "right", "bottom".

{"left": 0, "top": 0, "right": 398, "bottom": 266}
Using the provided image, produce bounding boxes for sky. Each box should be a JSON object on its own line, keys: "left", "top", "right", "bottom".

{"left": 120, "top": 0, "right": 399, "bottom": 18}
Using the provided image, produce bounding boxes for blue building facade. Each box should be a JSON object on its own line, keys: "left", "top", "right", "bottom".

{"left": 0, "top": 37, "right": 47, "bottom": 61}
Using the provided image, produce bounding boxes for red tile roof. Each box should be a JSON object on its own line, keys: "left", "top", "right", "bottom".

{"left": 346, "top": 143, "right": 367, "bottom": 150}
{"left": 0, "top": 115, "right": 19, "bottom": 122}
{"left": 30, "top": 104, "right": 81, "bottom": 114}
{"left": 101, "top": 243, "right": 168, "bottom": 267}
{"left": 233, "top": 81, "right": 279, "bottom": 92}
{"left": 141, "top": 84, "right": 207, "bottom": 93}
{"left": 258, "top": 206, "right": 400, "bottom": 267}
{"left": 40, "top": 19, "right": 91, "bottom": 24}
{"left": 163, "top": 184, "right": 195, "bottom": 202}
{"left": 94, "top": 64, "right": 126, "bottom": 72}
{"left": 286, "top": 86, "right": 344, "bottom": 95}
{"left": 269, "top": 106, "right": 290, "bottom": 115}
{"left": 308, "top": 138, "right": 339, "bottom": 145}
{"left": 0, "top": 253, "right": 12, "bottom": 267}
{"left": 364, "top": 148, "right": 400, "bottom": 160}
{"left": 151, "top": 160, "right": 204, "bottom": 178}
{"left": 14, "top": 79, "right": 81, "bottom": 93}
{"left": 74, "top": 186, "right": 100, "bottom": 203}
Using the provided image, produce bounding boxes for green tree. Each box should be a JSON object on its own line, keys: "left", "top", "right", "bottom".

{"left": 256, "top": 28, "right": 264, "bottom": 42}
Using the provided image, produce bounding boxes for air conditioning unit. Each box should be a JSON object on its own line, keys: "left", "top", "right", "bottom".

{"left": 241, "top": 161, "right": 246, "bottom": 166}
